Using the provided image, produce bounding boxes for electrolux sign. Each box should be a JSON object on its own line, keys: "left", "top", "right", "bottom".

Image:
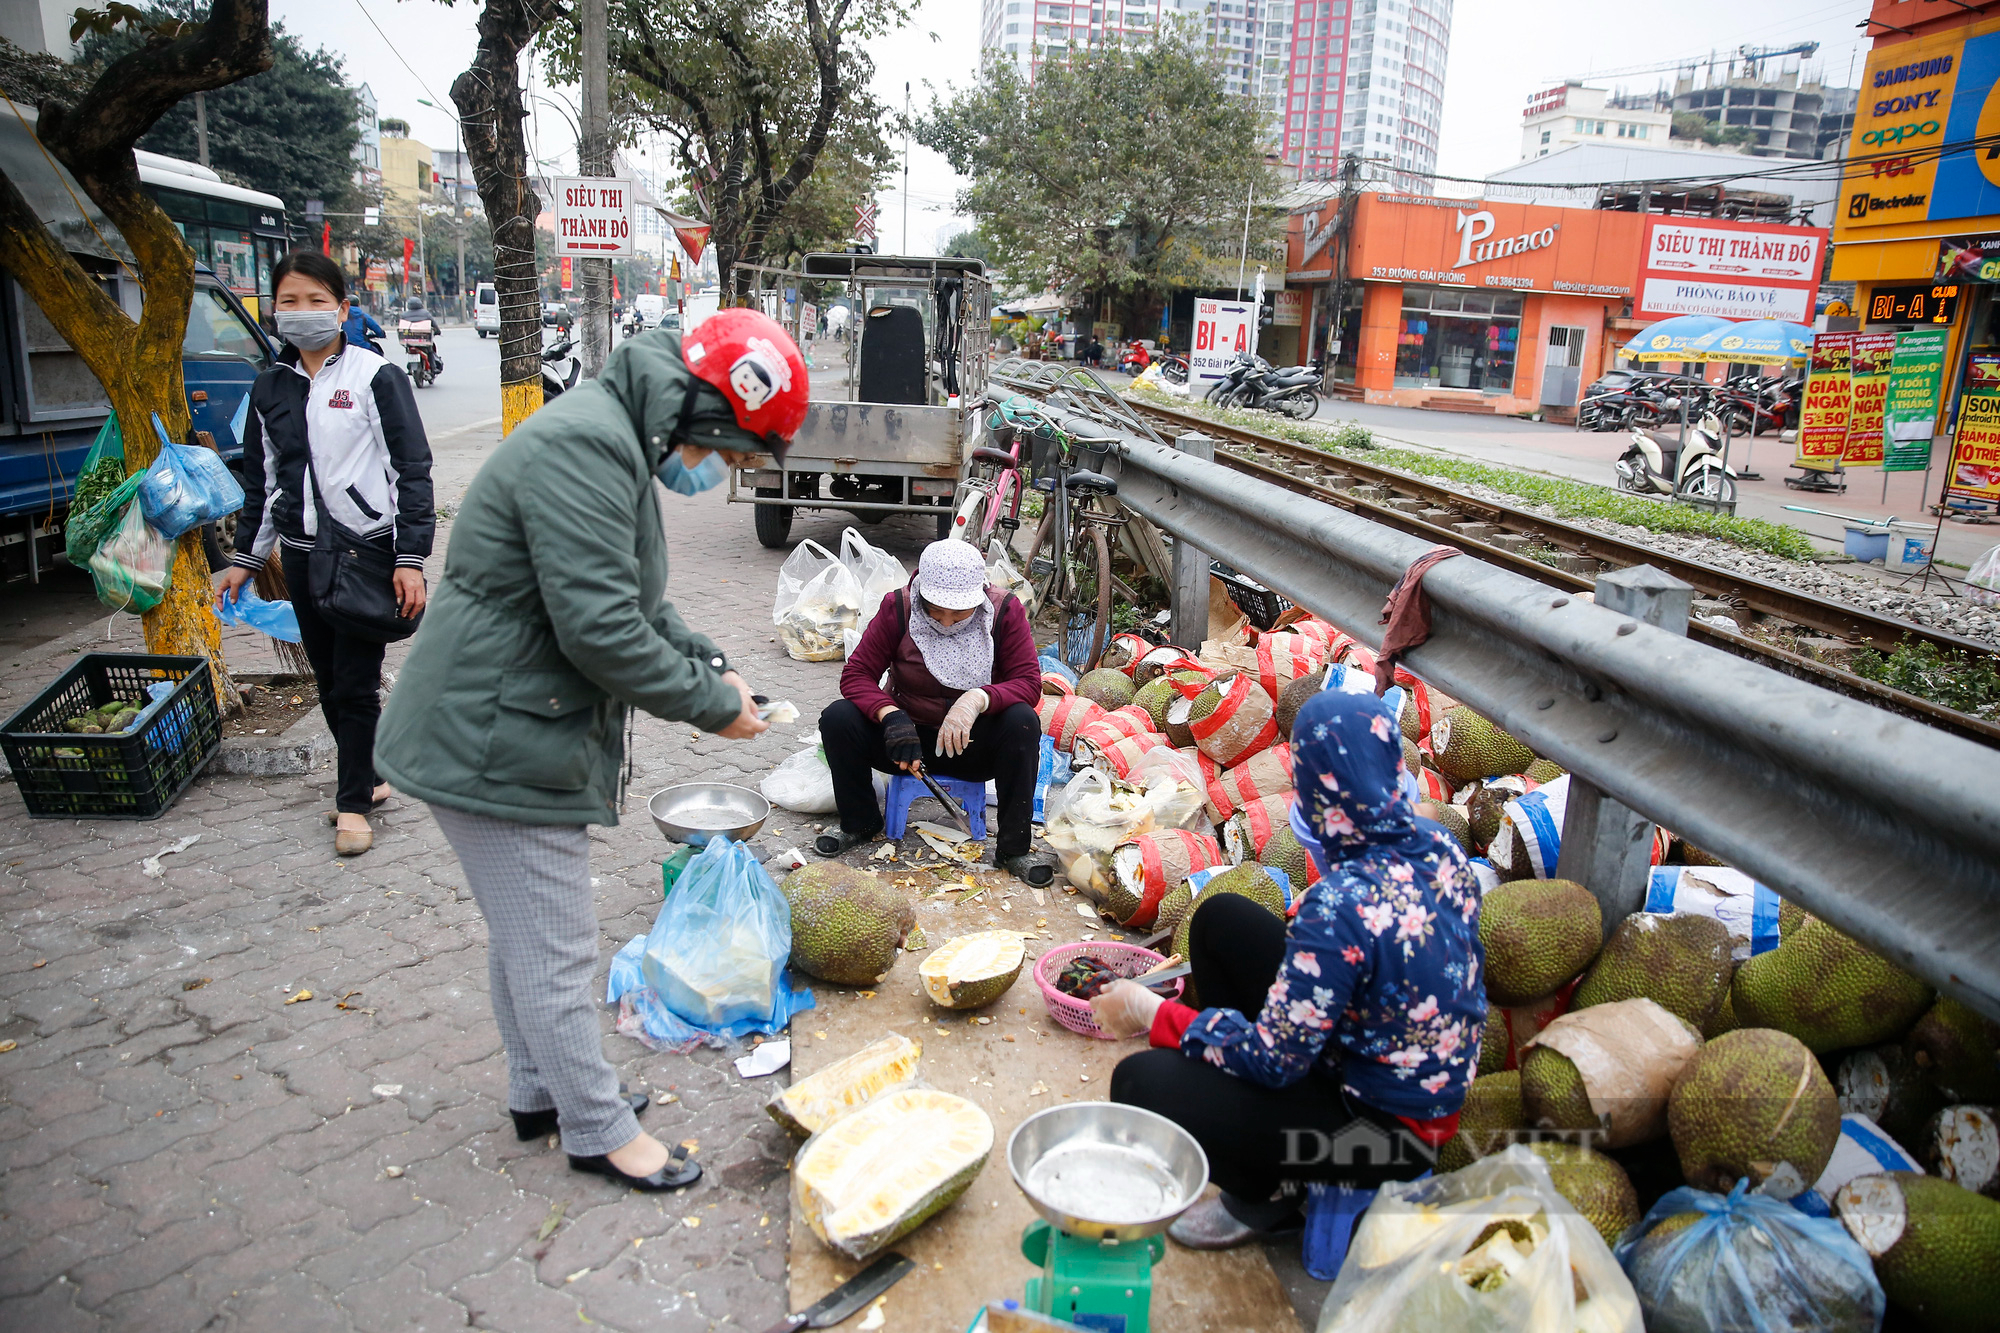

{"left": 1635, "top": 217, "right": 1826, "bottom": 323}
{"left": 1841, "top": 14, "right": 2000, "bottom": 230}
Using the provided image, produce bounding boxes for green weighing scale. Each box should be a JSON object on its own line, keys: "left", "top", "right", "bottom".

{"left": 968, "top": 1103, "right": 1209, "bottom": 1333}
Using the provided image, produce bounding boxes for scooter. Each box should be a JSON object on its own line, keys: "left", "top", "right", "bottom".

{"left": 540, "top": 335, "right": 582, "bottom": 402}
{"left": 398, "top": 317, "right": 440, "bottom": 387}
{"left": 1614, "top": 410, "right": 1737, "bottom": 503}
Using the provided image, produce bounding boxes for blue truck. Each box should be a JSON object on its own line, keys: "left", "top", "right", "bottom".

{"left": 0, "top": 107, "right": 284, "bottom": 583}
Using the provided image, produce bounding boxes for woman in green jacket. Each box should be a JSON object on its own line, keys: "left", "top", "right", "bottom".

{"left": 376, "top": 312, "right": 809, "bottom": 1192}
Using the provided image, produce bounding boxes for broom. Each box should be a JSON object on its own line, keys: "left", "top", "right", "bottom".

{"left": 250, "top": 559, "right": 314, "bottom": 675}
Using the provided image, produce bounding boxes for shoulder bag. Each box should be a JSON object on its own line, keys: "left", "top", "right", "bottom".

{"left": 305, "top": 466, "right": 422, "bottom": 642}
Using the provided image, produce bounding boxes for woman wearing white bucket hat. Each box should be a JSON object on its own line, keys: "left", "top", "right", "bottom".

{"left": 817, "top": 540, "right": 1054, "bottom": 886}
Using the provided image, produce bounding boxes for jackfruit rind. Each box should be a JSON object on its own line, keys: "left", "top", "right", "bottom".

{"left": 917, "top": 931, "right": 1025, "bottom": 1009}
{"left": 1668, "top": 1027, "right": 1841, "bottom": 1195}
{"left": 793, "top": 1087, "right": 994, "bottom": 1261}
{"left": 1574, "top": 912, "right": 1734, "bottom": 1029}
{"left": 1429, "top": 706, "right": 1535, "bottom": 785}
{"left": 1519, "top": 1044, "right": 1599, "bottom": 1133}
{"left": 1275, "top": 667, "right": 1326, "bottom": 741}
{"left": 1132, "top": 676, "right": 1179, "bottom": 731}
{"left": 767, "top": 1032, "right": 923, "bottom": 1137}
{"left": 1525, "top": 1141, "right": 1638, "bottom": 1249}
{"left": 1477, "top": 879, "right": 1602, "bottom": 1006}
{"left": 1437, "top": 1071, "right": 1524, "bottom": 1173}
{"left": 1257, "top": 826, "right": 1312, "bottom": 887}
{"left": 1077, "top": 668, "right": 1136, "bottom": 711}
{"left": 1730, "top": 916, "right": 1934, "bottom": 1054}
{"left": 784, "top": 863, "right": 915, "bottom": 986}
{"left": 1476, "top": 1003, "right": 1508, "bottom": 1075}
{"left": 1907, "top": 996, "right": 2000, "bottom": 1105}
{"left": 1427, "top": 803, "right": 1473, "bottom": 855}
{"left": 1836, "top": 1172, "right": 2000, "bottom": 1332}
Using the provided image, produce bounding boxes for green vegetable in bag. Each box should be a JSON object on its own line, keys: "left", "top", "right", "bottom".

{"left": 87, "top": 497, "right": 174, "bottom": 613}
{"left": 65, "top": 413, "right": 142, "bottom": 567}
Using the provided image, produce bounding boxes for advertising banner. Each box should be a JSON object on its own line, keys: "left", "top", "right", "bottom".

{"left": 1796, "top": 332, "right": 1855, "bottom": 473}
{"left": 1947, "top": 386, "right": 2000, "bottom": 504}
{"left": 1883, "top": 329, "right": 1949, "bottom": 471}
{"left": 1841, "top": 13, "right": 2000, "bottom": 231}
{"left": 1635, "top": 217, "right": 1825, "bottom": 322}
{"left": 1843, "top": 332, "right": 1897, "bottom": 467}
{"left": 553, "top": 176, "right": 635, "bottom": 259}
{"left": 1191, "top": 298, "right": 1256, "bottom": 386}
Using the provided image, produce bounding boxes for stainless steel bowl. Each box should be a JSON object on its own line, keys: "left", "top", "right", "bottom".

{"left": 647, "top": 782, "right": 770, "bottom": 846}
{"left": 1007, "top": 1102, "right": 1209, "bottom": 1241}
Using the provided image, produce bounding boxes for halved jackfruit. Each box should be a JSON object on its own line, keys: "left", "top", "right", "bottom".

{"left": 918, "top": 931, "right": 1026, "bottom": 1010}
{"left": 766, "top": 1032, "right": 922, "bottom": 1137}
{"left": 794, "top": 1087, "right": 994, "bottom": 1260}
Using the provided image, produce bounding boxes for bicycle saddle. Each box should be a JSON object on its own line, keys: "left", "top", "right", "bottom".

{"left": 1065, "top": 471, "right": 1118, "bottom": 496}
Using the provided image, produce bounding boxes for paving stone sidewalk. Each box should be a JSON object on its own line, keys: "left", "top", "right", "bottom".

{"left": 0, "top": 435, "right": 946, "bottom": 1332}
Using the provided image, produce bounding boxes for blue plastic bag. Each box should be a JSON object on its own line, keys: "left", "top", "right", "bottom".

{"left": 1032, "top": 734, "right": 1071, "bottom": 824}
{"left": 137, "top": 412, "right": 245, "bottom": 539}
{"left": 605, "top": 837, "right": 813, "bottom": 1049}
{"left": 215, "top": 584, "right": 301, "bottom": 643}
{"left": 1615, "top": 1181, "right": 1885, "bottom": 1333}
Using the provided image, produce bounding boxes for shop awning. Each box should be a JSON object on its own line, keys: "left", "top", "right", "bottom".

{"left": 1678, "top": 319, "right": 1813, "bottom": 364}
{"left": 1621, "top": 315, "right": 1734, "bottom": 361}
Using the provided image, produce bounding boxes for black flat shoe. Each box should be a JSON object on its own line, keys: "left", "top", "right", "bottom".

{"left": 510, "top": 1086, "right": 650, "bottom": 1141}
{"left": 568, "top": 1143, "right": 701, "bottom": 1193}
{"left": 998, "top": 852, "right": 1056, "bottom": 888}
{"left": 814, "top": 826, "right": 883, "bottom": 857}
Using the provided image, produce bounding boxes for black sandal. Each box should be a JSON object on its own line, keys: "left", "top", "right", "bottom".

{"left": 999, "top": 852, "right": 1056, "bottom": 888}
{"left": 568, "top": 1142, "right": 702, "bottom": 1193}
{"left": 814, "top": 827, "right": 883, "bottom": 857}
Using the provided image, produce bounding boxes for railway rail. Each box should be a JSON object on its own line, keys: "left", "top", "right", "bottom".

{"left": 987, "top": 361, "right": 2000, "bottom": 746}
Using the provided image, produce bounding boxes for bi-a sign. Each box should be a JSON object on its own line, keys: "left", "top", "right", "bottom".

{"left": 1190, "top": 299, "right": 1255, "bottom": 385}
{"left": 553, "top": 176, "right": 635, "bottom": 259}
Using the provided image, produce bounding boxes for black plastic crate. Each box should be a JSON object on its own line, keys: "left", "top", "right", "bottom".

{"left": 1211, "top": 561, "right": 1294, "bottom": 631}
{"left": 2, "top": 654, "right": 221, "bottom": 819}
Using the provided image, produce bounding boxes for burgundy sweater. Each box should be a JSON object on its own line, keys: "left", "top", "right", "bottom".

{"left": 840, "top": 581, "right": 1042, "bottom": 727}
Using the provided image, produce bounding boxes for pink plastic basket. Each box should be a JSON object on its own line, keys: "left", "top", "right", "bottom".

{"left": 1033, "top": 941, "right": 1182, "bottom": 1038}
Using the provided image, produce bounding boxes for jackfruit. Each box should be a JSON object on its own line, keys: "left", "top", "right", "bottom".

{"left": 1730, "top": 915, "right": 1934, "bottom": 1053}
{"left": 918, "top": 931, "right": 1025, "bottom": 1010}
{"left": 1276, "top": 666, "right": 1327, "bottom": 741}
{"left": 1153, "top": 883, "right": 1195, "bottom": 936}
{"left": 1464, "top": 783, "right": 1510, "bottom": 851}
{"left": 1438, "top": 1071, "right": 1523, "bottom": 1172}
{"left": 1914, "top": 1105, "right": 2000, "bottom": 1199}
{"left": 1477, "top": 879, "right": 1602, "bottom": 1006}
{"left": 1525, "top": 758, "right": 1564, "bottom": 783}
{"left": 784, "top": 864, "right": 915, "bottom": 986}
{"left": 1077, "top": 668, "right": 1136, "bottom": 711}
{"left": 1162, "top": 694, "right": 1199, "bottom": 750}
{"left": 1838, "top": 1045, "right": 1948, "bottom": 1145}
{"left": 1132, "top": 676, "right": 1180, "bottom": 732}
{"left": 1668, "top": 1027, "right": 1841, "bottom": 1194}
{"left": 1258, "top": 826, "right": 1313, "bottom": 888}
{"left": 1574, "top": 912, "right": 1734, "bottom": 1029}
{"left": 1678, "top": 838, "right": 1728, "bottom": 868}
{"left": 766, "top": 1033, "right": 922, "bottom": 1137}
{"left": 1836, "top": 1172, "right": 2000, "bottom": 1331}
{"left": 1526, "top": 1141, "right": 1639, "bottom": 1249}
{"left": 1400, "top": 735, "right": 1422, "bottom": 777}
{"left": 793, "top": 1087, "right": 993, "bottom": 1261}
{"left": 1222, "top": 794, "right": 1292, "bottom": 865}
{"left": 1429, "top": 706, "right": 1535, "bottom": 786}
{"left": 1519, "top": 1044, "right": 1598, "bottom": 1135}
{"left": 1702, "top": 986, "right": 1740, "bottom": 1041}
{"left": 1428, "top": 803, "right": 1473, "bottom": 855}
{"left": 1398, "top": 690, "right": 1421, "bottom": 742}
{"left": 1169, "top": 865, "right": 1286, "bottom": 1004}
{"left": 1907, "top": 996, "right": 2000, "bottom": 1104}
{"left": 1477, "top": 1003, "right": 1509, "bottom": 1075}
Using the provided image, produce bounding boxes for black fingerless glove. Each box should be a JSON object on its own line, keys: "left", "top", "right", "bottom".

{"left": 882, "top": 710, "right": 923, "bottom": 767}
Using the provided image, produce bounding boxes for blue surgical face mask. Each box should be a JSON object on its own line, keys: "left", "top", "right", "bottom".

{"left": 658, "top": 447, "right": 727, "bottom": 495}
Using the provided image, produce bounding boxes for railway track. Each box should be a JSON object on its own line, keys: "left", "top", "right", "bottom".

{"left": 1115, "top": 396, "right": 2000, "bottom": 747}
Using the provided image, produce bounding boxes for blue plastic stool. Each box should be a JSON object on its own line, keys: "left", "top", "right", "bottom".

{"left": 884, "top": 772, "right": 988, "bottom": 841}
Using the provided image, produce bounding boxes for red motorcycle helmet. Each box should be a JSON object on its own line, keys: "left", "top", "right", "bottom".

{"left": 680, "top": 308, "right": 810, "bottom": 457}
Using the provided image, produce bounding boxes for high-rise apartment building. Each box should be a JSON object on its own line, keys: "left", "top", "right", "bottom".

{"left": 979, "top": 0, "right": 1451, "bottom": 181}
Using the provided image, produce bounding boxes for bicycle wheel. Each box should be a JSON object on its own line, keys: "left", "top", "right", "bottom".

{"left": 1079, "top": 521, "right": 1111, "bottom": 671}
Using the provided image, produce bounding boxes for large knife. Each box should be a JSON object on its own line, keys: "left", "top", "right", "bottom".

{"left": 914, "top": 762, "right": 974, "bottom": 836}
{"left": 759, "top": 1253, "right": 914, "bottom": 1332}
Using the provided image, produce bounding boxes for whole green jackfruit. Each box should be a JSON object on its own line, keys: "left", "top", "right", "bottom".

{"left": 1132, "top": 676, "right": 1180, "bottom": 732}
{"left": 1477, "top": 1003, "right": 1509, "bottom": 1075}
{"left": 1428, "top": 705, "right": 1535, "bottom": 786}
{"left": 1525, "top": 758, "right": 1565, "bottom": 783}
{"left": 1519, "top": 1044, "right": 1597, "bottom": 1133}
{"left": 1438, "top": 1071, "right": 1523, "bottom": 1172}
{"left": 1668, "top": 1027, "right": 1841, "bottom": 1194}
{"left": 1906, "top": 996, "right": 2000, "bottom": 1105}
{"left": 1400, "top": 735, "right": 1422, "bottom": 778}
{"left": 1730, "top": 916, "right": 1934, "bottom": 1053}
{"left": 1153, "top": 883, "right": 1195, "bottom": 936}
{"left": 1528, "top": 1141, "right": 1640, "bottom": 1249}
{"left": 1478, "top": 878, "right": 1602, "bottom": 1006}
{"left": 1702, "top": 986, "right": 1740, "bottom": 1041}
{"left": 1257, "top": 826, "right": 1312, "bottom": 889}
{"left": 1574, "top": 912, "right": 1735, "bottom": 1029}
{"left": 1170, "top": 865, "right": 1285, "bottom": 1005}
{"left": 783, "top": 863, "right": 916, "bottom": 986}
{"left": 1077, "top": 668, "right": 1136, "bottom": 711}
{"left": 1428, "top": 803, "right": 1473, "bottom": 855}
{"left": 1836, "top": 1172, "right": 2000, "bottom": 1333}
{"left": 1275, "top": 666, "right": 1327, "bottom": 741}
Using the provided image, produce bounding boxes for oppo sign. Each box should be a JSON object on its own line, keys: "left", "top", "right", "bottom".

{"left": 1454, "top": 209, "right": 1559, "bottom": 269}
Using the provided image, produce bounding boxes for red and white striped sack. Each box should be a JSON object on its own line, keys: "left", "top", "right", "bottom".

{"left": 1415, "top": 765, "right": 1453, "bottom": 805}
{"left": 1224, "top": 792, "right": 1296, "bottom": 863}
{"left": 1077, "top": 731, "right": 1172, "bottom": 780}
{"left": 1038, "top": 694, "right": 1105, "bottom": 753}
{"left": 1103, "top": 632, "right": 1152, "bottom": 677}
{"left": 1110, "top": 828, "right": 1227, "bottom": 928}
{"left": 1040, "top": 672, "right": 1074, "bottom": 697}
{"left": 1075, "top": 705, "right": 1157, "bottom": 750}
{"left": 1200, "top": 743, "right": 1295, "bottom": 824}
{"left": 1185, "top": 673, "right": 1279, "bottom": 768}
{"left": 1255, "top": 632, "right": 1328, "bottom": 701}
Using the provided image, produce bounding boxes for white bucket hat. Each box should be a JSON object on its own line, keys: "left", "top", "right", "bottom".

{"left": 917, "top": 539, "right": 990, "bottom": 611}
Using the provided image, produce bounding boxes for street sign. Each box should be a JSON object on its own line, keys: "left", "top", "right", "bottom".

{"left": 553, "top": 176, "right": 634, "bottom": 258}
{"left": 1190, "top": 298, "right": 1255, "bottom": 387}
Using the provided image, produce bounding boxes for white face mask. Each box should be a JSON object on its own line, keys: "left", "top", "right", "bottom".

{"left": 275, "top": 309, "right": 342, "bottom": 350}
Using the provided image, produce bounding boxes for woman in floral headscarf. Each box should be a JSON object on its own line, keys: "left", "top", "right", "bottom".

{"left": 1098, "top": 670, "right": 1486, "bottom": 1250}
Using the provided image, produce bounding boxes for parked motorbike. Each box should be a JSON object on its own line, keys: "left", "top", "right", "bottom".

{"left": 1716, "top": 373, "right": 1802, "bottom": 437}
{"left": 1206, "top": 352, "right": 1322, "bottom": 419}
{"left": 398, "top": 317, "right": 440, "bottom": 388}
{"left": 1614, "top": 410, "right": 1737, "bottom": 503}
{"left": 1118, "top": 345, "right": 1151, "bottom": 376}
{"left": 541, "top": 335, "right": 582, "bottom": 402}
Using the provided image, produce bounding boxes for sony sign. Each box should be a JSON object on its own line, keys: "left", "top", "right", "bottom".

{"left": 1454, "top": 210, "right": 1559, "bottom": 269}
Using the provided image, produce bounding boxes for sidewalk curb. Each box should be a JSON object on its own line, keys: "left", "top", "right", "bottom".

{"left": 212, "top": 712, "right": 333, "bottom": 776}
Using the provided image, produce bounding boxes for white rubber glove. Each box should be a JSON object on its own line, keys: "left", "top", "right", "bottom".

{"left": 937, "top": 688, "right": 989, "bottom": 759}
{"left": 1089, "top": 978, "right": 1165, "bottom": 1040}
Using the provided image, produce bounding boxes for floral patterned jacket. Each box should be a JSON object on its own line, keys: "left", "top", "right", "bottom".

{"left": 1176, "top": 676, "right": 1487, "bottom": 1120}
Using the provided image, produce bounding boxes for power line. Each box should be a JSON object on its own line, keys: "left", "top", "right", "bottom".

{"left": 350, "top": 0, "right": 450, "bottom": 112}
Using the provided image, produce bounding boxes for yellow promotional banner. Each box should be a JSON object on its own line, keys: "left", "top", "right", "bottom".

{"left": 1843, "top": 332, "right": 1896, "bottom": 467}
{"left": 1796, "top": 332, "right": 1854, "bottom": 473}
{"left": 1947, "top": 387, "right": 2000, "bottom": 504}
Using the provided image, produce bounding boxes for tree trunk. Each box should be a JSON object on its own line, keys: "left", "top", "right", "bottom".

{"left": 453, "top": 0, "right": 549, "bottom": 436}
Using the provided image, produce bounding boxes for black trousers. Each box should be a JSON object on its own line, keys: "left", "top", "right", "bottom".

{"left": 1111, "top": 894, "right": 1430, "bottom": 1214}
{"left": 282, "top": 547, "right": 388, "bottom": 814}
{"left": 818, "top": 697, "right": 1041, "bottom": 859}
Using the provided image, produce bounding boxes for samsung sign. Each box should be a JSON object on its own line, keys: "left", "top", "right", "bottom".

{"left": 1454, "top": 210, "right": 1558, "bottom": 268}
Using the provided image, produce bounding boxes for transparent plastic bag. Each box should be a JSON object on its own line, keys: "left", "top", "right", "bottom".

{"left": 1968, "top": 543, "right": 2000, "bottom": 606}
{"left": 65, "top": 414, "right": 145, "bottom": 567}
{"left": 988, "top": 546, "right": 1035, "bottom": 616}
{"left": 1614, "top": 1180, "right": 1884, "bottom": 1333}
{"left": 215, "top": 584, "right": 302, "bottom": 643}
{"left": 136, "top": 414, "right": 244, "bottom": 540}
{"left": 839, "top": 526, "right": 907, "bottom": 628}
{"left": 773, "top": 538, "right": 862, "bottom": 662}
{"left": 761, "top": 735, "right": 840, "bottom": 814}
{"left": 87, "top": 498, "right": 174, "bottom": 614}
{"left": 1318, "top": 1147, "right": 1642, "bottom": 1333}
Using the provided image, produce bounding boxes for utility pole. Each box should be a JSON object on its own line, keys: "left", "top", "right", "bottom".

{"left": 193, "top": 91, "right": 209, "bottom": 168}
{"left": 579, "top": 0, "right": 611, "bottom": 377}
{"left": 902, "top": 81, "right": 910, "bottom": 254}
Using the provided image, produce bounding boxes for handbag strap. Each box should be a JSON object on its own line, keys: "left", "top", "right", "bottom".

{"left": 303, "top": 461, "right": 338, "bottom": 554}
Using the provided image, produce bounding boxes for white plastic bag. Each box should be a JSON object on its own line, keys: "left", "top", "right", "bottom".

{"left": 762, "top": 735, "right": 840, "bottom": 814}
{"left": 1967, "top": 543, "right": 2000, "bottom": 606}
{"left": 773, "top": 538, "right": 862, "bottom": 662}
{"left": 88, "top": 498, "right": 174, "bottom": 613}
{"left": 839, "top": 526, "right": 907, "bottom": 629}
{"left": 1318, "top": 1147, "right": 1642, "bottom": 1333}
{"left": 987, "top": 546, "right": 1035, "bottom": 616}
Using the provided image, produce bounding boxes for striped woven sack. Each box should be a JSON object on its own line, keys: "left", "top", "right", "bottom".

{"left": 1041, "top": 671, "right": 1075, "bottom": 696}
{"left": 1075, "top": 705, "right": 1157, "bottom": 750}
{"left": 1102, "top": 632, "right": 1153, "bottom": 677}
{"left": 1037, "top": 694, "right": 1105, "bottom": 753}
{"left": 1223, "top": 792, "right": 1295, "bottom": 863}
{"left": 1076, "top": 731, "right": 1171, "bottom": 780}
{"left": 1200, "top": 743, "right": 1295, "bottom": 823}
{"left": 1108, "top": 828, "right": 1227, "bottom": 927}
{"left": 1185, "top": 673, "right": 1279, "bottom": 767}
{"left": 1255, "top": 632, "right": 1329, "bottom": 701}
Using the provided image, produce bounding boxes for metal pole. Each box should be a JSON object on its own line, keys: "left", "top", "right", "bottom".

{"left": 1170, "top": 431, "right": 1216, "bottom": 645}
{"left": 902, "top": 82, "right": 910, "bottom": 255}
{"left": 194, "top": 91, "right": 210, "bottom": 168}
{"left": 454, "top": 120, "right": 467, "bottom": 322}
{"left": 579, "top": 0, "right": 611, "bottom": 378}
{"left": 1235, "top": 183, "right": 1253, "bottom": 301}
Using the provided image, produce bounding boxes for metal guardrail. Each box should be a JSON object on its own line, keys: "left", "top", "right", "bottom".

{"left": 1084, "top": 424, "right": 2000, "bottom": 1021}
